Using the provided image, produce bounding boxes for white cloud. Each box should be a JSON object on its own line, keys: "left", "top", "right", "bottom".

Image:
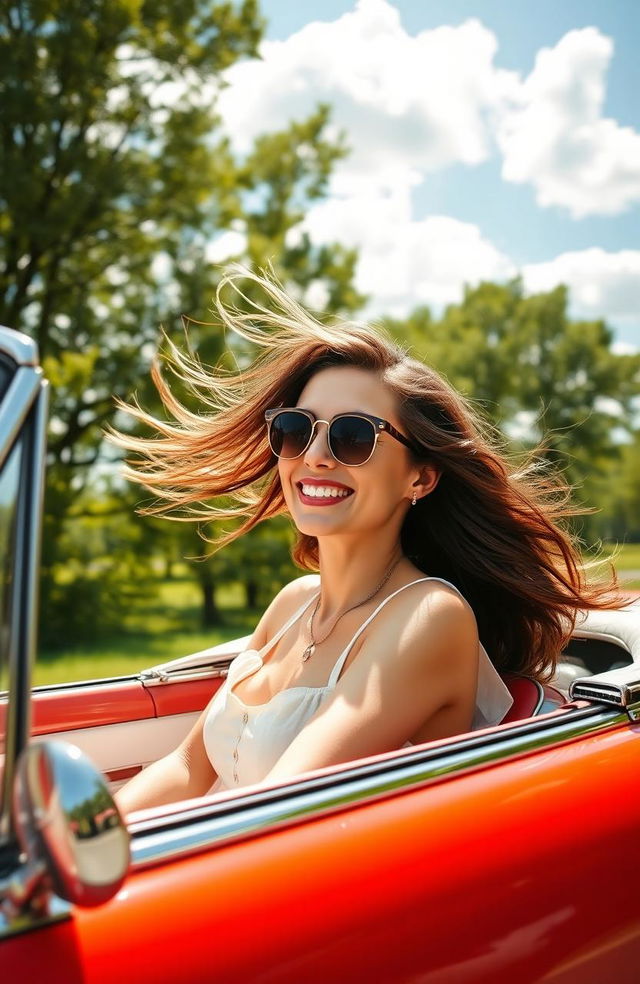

{"left": 523, "top": 248, "right": 640, "bottom": 328}
{"left": 301, "top": 187, "right": 514, "bottom": 315}
{"left": 612, "top": 340, "right": 639, "bottom": 356}
{"left": 303, "top": 279, "right": 331, "bottom": 310}
{"left": 497, "top": 28, "right": 640, "bottom": 217}
{"left": 209, "top": 3, "right": 640, "bottom": 338}
{"left": 205, "top": 230, "right": 248, "bottom": 263}
{"left": 502, "top": 409, "right": 538, "bottom": 443}
{"left": 594, "top": 395, "right": 624, "bottom": 417}
{"left": 218, "top": 7, "right": 640, "bottom": 217}
{"left": 151, "top": 252, "right": 172, "bottom": 282}
{"left": 218, "top": 0, "right": 516, "bottom": 191}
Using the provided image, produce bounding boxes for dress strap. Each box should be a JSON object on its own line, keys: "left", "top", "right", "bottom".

{"left": 257, "top": 590, "right": 319, "bottom": 658}
{"left": 326, "top": 577, "right": 436, "bottom": 688}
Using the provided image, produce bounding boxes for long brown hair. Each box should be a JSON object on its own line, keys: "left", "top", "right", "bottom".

{"left": 111, "top": 266, "right": 620, "bottom": 682}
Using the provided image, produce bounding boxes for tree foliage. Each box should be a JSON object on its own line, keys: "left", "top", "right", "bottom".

{"left": 1, "top": 0, "right": 366, "bottom": 638}
{"left": 384, "top": 280, "right": 640, "bottom": 538}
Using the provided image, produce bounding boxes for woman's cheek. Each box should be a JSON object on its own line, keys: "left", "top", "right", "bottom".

{"left": 278, "top": 464, "right": 295, "bottom": 511}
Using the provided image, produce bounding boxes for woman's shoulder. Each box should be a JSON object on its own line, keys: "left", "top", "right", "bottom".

{"left": 374, "top": 575, "right": 479, "bottom": 650}
{"left": 271, "top": 573, "right": 320, "bottom": 615}
{"left": 280, "top": 572, "right": 322, "bottom": 599}
{"left": 391, "top": 574, "right": 472, "bottom": 607}
{"left": 250, "top": 574, "right": 320, "bottom": 650}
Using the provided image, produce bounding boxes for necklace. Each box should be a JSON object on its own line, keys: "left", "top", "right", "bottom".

{"left": 300, "top": 555, "right": 403, "bottom": 662}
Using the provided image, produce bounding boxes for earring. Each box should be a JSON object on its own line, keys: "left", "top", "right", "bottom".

{"left": 411, "top": 491, "right": 417, "bottom": 506}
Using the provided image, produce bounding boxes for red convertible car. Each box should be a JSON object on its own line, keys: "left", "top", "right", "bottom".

{"left": 1, "top": 325, "right": 640, "bottom": 982}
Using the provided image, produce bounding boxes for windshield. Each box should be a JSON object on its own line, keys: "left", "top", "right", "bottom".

{"left": 0, "top": 438, "right": 23, "bottom": 817}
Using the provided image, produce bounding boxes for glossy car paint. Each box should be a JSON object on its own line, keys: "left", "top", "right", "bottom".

{"left": 4, "top": 714, "right": 639, "bottom": 983}
{"left": 29, "top": 681, "right": 157, "bottom": 734}
{"left": 25, "top": 675, "right": 223, "bottom": 736}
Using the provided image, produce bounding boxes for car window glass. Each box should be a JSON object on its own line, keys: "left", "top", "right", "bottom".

{"left": 0, "top": 357, "right": 11, "bottom": 401}
{"left": 0, "top": 438, "right": 23, "bottom": 814}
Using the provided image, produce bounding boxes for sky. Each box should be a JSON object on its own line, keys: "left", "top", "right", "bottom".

{"left": 211, "top": 0, "right": 640, "bottom": 351}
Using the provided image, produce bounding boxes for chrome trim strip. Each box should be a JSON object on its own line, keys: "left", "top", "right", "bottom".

{"left": 129, "top": 705, "right": 627, "bottom": 870}
{"left": 0, "top": 368, "right": 42, "bottom": 470}
{"left": 140, "top": 635, "right": 251, "bottom": 681}
{"left": 0, "top": 326, "right": 39, "bottom": 367}
{"left": 570, "top": 676, "right": 640, "bottom": 722}
{"left": 140, "top": 664, "right": 230, "bottom": 685}
{"left": 31, "top": 674, "right": 141, "bottom": 693}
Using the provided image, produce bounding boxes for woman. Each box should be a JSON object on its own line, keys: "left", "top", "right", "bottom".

{"left": 114, "top": 267, "right": 617, "bottom": 812}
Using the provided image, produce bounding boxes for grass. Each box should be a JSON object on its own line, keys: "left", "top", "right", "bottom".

{"left": 33, "top": 541, "right": 640, "bottom": 687}
{"left": 33, "top": 578, "right": 261, "bottom": 687}
{"left": 588, "top": 541, "right": 640, "bottom": 590}
{"left": 599, "top": 541, "right": 640, "bottom": 573}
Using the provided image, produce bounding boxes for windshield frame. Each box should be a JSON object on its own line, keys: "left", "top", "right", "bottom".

{"left": 0, "top": 330, "right": 48, "bottom": 850}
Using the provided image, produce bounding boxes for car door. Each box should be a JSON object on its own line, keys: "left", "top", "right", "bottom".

{"left": 6, "top": 699, "right": 640, "bottom": 984}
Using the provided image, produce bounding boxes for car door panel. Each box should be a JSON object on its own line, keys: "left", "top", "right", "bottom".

{"left": 30, "top": 675, "right": 223, "bottom": 733}
{"left": 4, "top": 717, "right": 638, "bottom": 983}
{"left": 30, "top": 680, "right": 156, "bottom": 734}
{"left": 147, "top": 677, "right": 224, "bottom": 716}
{"left": 26, "top": 677, "right": 224, "bottom": 786}
{"left": 40, "top": 712, "right": 201, "bottom": 789}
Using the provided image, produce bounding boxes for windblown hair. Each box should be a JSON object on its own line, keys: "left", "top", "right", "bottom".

{"left": 111, "top": 266, "right": 620, "bottom": 682}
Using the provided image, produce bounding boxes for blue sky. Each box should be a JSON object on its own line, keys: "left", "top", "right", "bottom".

{"left": 212, "top": 0, "right": 640, "bottom": 348}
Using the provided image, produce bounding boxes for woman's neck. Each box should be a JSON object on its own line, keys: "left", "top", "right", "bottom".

{"left": 314, "top": 535, "right": 407, "bottom": 621}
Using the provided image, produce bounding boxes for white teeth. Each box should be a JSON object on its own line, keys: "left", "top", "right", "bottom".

{"left": 301, "top": 484, "right": 350, "bottom": 498}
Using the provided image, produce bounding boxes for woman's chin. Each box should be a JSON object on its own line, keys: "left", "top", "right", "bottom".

{"left": 289, "top": 505, "right": 351, "bottom": 537}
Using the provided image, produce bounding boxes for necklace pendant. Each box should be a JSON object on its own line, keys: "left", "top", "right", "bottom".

{"left": 301, "top": 643, "right": 315, "bottom": 662}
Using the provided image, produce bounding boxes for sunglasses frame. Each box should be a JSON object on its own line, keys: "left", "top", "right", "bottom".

{"left": 264, "top": 407, "right": 416, "bottom": 466}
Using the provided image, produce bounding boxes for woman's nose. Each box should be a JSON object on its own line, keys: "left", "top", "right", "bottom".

{"left": 303, "top": 420, "right": 334, "bottom": 468}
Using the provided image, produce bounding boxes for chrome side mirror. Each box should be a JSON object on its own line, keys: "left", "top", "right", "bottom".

{"left": 12, "top": 740, "right": 130, "bottom": 907}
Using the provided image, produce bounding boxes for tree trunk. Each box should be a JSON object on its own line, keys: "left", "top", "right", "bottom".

{"left": 164, "top": 550, "right": 174, "bottom": 580}
{"left": 200, "top": 570, "right": 220, "bottom": 627}
{"left": 245, "top": 578, "right": 258, "bottom": 609}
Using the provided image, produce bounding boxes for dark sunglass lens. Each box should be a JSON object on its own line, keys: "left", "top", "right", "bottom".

{"left": 270, "top": 412, "right": 312, "bottom": 458}
{"left": 329, "top": 416, "right": 375, "bottom": 465}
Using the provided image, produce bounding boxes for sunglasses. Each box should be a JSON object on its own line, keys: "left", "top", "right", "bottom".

{"left": 265, "top": 407, "right": 415, "bottom": 467}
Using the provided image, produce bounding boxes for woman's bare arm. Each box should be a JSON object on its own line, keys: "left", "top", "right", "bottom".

{"left": 114, "top": 705, "right": 218, "bottom": 815}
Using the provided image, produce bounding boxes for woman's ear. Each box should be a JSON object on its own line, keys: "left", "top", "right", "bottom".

{"left": 409, "top": 463, "right": 440, "bottom": 503}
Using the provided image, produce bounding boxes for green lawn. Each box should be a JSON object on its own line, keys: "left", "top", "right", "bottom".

{"left": 33, "top": 579, "right": 260, "bottom": 686}
{"left": 592, "top": 542, "right": 640, "bottom": 590}
{"left": 33, "top": 541, "right": 640, "bottom": 687}
{"left": 602, "top": 541, "right": 640, "bottom": 573}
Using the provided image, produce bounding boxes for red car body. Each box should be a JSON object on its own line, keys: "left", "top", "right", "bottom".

{"left": 1, "top": 325, "right": 640, "bottom": 982}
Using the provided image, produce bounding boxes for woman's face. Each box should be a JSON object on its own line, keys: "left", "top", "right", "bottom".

{"left": 277, "top": 365, "right": 427, "bottom": 543}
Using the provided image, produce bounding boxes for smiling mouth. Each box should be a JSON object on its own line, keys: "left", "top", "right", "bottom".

{"left": 296, "top": 482, "right": 354, "bottom": 504}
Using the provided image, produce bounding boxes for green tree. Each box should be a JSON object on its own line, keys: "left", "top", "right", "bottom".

{"left": 384, "top": 280, "right": 640, "bottom": 540}
{"left": 1, "top": 2, "right": 365, "bottom": 638}
{"left": 513, "top": 287, "right": 638, "bottom": 465}
{"left": 384, "top": 280, "right": 524, "bottom": 427}
{"left": 597, "top": 432, "right": 640, "bottom": 541}
{"left": 1, "top": 0, "right": 261, "bottom": 634}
